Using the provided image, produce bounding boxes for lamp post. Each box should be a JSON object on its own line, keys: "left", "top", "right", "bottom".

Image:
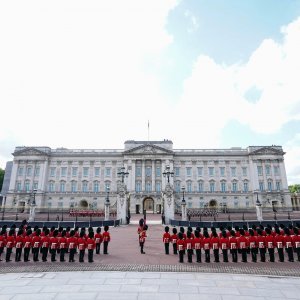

{"left": 255, "top": 192, "right": 263, "bottom": 221}
{"left": 1, "top": 194, "right": 6, "bottom": 221}
{"left": 163, "top": 165, "right": 174, "bottom": 183}
{"left": 181, "top": 186, "right": 187, "bottom": 221}
{"left": 104, "top": 185, "right": 110, "bottom": 221}
{"left": 28, "top": 189, "right": 37, "bottom": 222}
{"left": 117, "top": 166, "right": 129, "bottom": 183}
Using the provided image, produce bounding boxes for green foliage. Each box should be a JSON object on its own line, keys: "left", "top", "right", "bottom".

{"left": 0, "top": 168, "right": 4, "bottom": 192}
{"left": 288, "top": 184, "right": 300, "bottom": 193}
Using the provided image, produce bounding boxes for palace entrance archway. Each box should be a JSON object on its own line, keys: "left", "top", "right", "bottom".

{"left": 143, "top": 197, "right": 154, "bottom": 213}
{"left": 209, "top": 199, "right": 217, "bottom": 208}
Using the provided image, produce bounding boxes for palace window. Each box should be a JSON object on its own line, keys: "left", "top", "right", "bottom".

{"left": 135, "top": 181, "right": 141, "bottom": 192}
{"left": 187, "top": 181, "right": 192, "bottom": 193}
{"left": 209, "top": 181, "right": 215, "bottom": 192}
{"left": 16, "top": 181, "right": 22, "bottom": 191}
{"left": 83, "top": 167, "right": 89, "bottom": 177}
{"left": 197, "top": 167, "right": 203, "bottom": 176}
{"left": 243, "top": 181, "right": 248, "bottom": 192}
{"left": 48, "top": 181, "right": 54, "bottom": 192}
{"left": 50, "top": 167, "right": 56, "bottom": 177}
{"left": 209, "top": 167, "right": 214, "bottom": 176}
{"left": 242, "top": 167, "right": 247, "bottom": 177}
{"left": 72, "top": 167, "right": 78, "bottom": 177}
{"left": 93, "top": 181, "right": 100, "bottom": 192}
{"left": 267, "top": 180, "right": 273, "bottom": 191}
{"left": 274, "top": 166, "right": 280, "bottom": 176}
{"left": 18, "top": 167, "right": 24, "bottom": 176}
{"left": 156, "top": 167, "right": 161, "bottom": 177}
{"left": 34, "top": 167, "right": 40, "bottom": 177}
{"left": 155, "top": 182, "right": 161, "bottom": 192}
{"left": 232, "top": 181, "right": 237, "bottom": 192}
{"left": 221, "top": 181, "right": 226, "bottom": 192}
{"left": 146, "top": 167, "right": 151, "bottom": 177}
{"left": 257, "top": 166, "right": 263, "bottom": 176}
{"left": 105, "top": 168, "right": 111, "bottom": 177}
{"left": 175, "top": 181, "right": 181, "bottom": 193}
{"left": 94, "top": 167, "right": 100, "bottom": 177}
{"left": 231, "top": 167, "right": 236, "bottom": 177}
{"left": 33, "top": 181, "right": 38, "bottom": 190}
{"left": 71, "top": 181, "right": 77, "bottom": 192}
{"left": 60, "top": 181, "right": 65, "bottom": 192}
{"left": 175, "top": 167, "right": 180, "bottom": 177}
{"left": 198, "top": 181, "right": 203, "bottom": 192}
{"left": 266, "top": 165, "right": 271, "bottom": 176}
{"left": 146, "top": 181, "right": 151, "bottom": 192}
{"left": 26, "top": 167, "right": 32, "bottom": 177}
{"left": 82, "top": 181, "right": 88, "bottom": 192}
{"left": 25, "top": 180, "right": 30, "bottom": 192}
{"left": 220, "top": 167, "right": 225, "bottom": 177}
{"left": 186, "top": 167, "right": 192, "bottom": 177}
{"left": 136, "top": 166, "right": 141, "bottom": 177}
{"left": 276, "top": 181, "right": 281, "bottom": 191}
{"left": 259, "top": 181, "right": 264, "bottom": 191}
{"left": 61, "top": 167, "right": 67, "bottom": 177}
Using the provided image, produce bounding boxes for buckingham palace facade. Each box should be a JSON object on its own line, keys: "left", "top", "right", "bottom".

{"left": 2, "top": 140, "right": 292, "bottom": 213}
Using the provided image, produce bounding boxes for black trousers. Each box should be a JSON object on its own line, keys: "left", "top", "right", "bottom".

{"left": 0, "top": 247, "right": 4, "bottom": 258}
{"left": 295, "top": 247, "right": 300, "bottom": 262}
{"left": 241, "top": 248, "right": 247, "bottom": 262}
{"left": 259, "top": 248, "right": 266, "bottom": 262}
{"left": 69, "top": 248, "right": 76, "bottom": 262}
{"left": 222, "top": 249, "right": 228, "bottom": 262}
{"left": 103, "top": 241, "right": 109, "bottom": 254}
{"left": 50, "top": 249, "right": 56, "bottom": 261}
{"left": 268, "top": 248, "right": 275, "bottom": 262}
{"left": 79, "top": 249, "right": 85, "bottom": 262}
{"left": 250, "top": 248, "right": 257, "bottom": 262}
{"left": 96, "top": 243, "right": 101, "bottom": 254}
{"left": 140, "top": 242, "right": 145, "bottom": 253}
{"left": 231, "top": 249, "right": 238, "bottom": 262}
{"left": 24, "top": 248, "right": 30, "bottom": 261}
{"left": 60, "top": 248, "right": 66, "bottom": 262}
{"left": 88, "top": 249, "right": 94, "bottom": 262}
{"left": 196, "top": 249, "right": 201, "bottom": 262}
{"left": 204, "top": 249, "right": 210, "bottom": 262}
{"left": 179, "top": 250, "right": 184, "bottom": 263}
{"left": 164, "top": 243, "right": 169, "bottom": 255}
{"left": 286, "top": 247, "right": 294, "bottom": 262}
{"left": 173, "top": 243, "right": 177, "bottom": 255}
{"left": 15, "top": 248, "right": 22, "bottom": 261}
{"left": 42, "top": 247, "right": 48, "bottom": 261}
{"left": 33, "top": 247, "right": 39, "bottom": 261}
{"left": 213, "top": 249, "right": 219, "bottom": 262}
{"left": 187, "top": 249, "right": 193, "bottom": 263}
{"left": 6, "top": 248, "right": 12, "bottom": 261}
{"left": 277, "top": 248, "right": 284, "bottom": 262}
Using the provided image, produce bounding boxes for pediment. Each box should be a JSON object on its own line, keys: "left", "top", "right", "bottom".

{"left": 13, "top": 147, "right": 50, "bottom": 157}
{"left": 250, "top": 146, "right": 284, "bottom": 156}
{"left": 123, "top": 144, "right": 173, "bottom": 155}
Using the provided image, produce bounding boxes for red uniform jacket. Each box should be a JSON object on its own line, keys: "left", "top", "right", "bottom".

{"left": 59, "top": 237, "right": 67, "bottom": 249}
{"left": 139, "top": 231, "right": 147, "bottom": 243}
{"left": 185, "top": 238, "right": 193, "bottom": 250}
{"left": 265, "top": 235, "right": 275, "bottom": 249}
{"left": 15, "top": 235, "right": 23, "bottom": 249}
{"left": 202, "top": 237, "right": 211, "bottom": 250}
{"left": 0, "top": 235, "right": 5, "bottom": 248}
{"left": 102, "top": 232, "right": 110, "bottom": 242}
{"left": 23, "top": 236, "right": 32, "bottom": 248}
{"left": 6, "top": 236, "right": 15, "bottom": 248}
{"left": 292, "top": 234, "right": 300, "bottom": 248}
{"left": 86, "top": 238, "right": 96, "bottom": 250}
{"left": 67, "top": 237, "right": 77, "bottom": 249}
{"left": 238, "top": 236, "right": 248, "bottom": 249}
{"left": 77, "top": 237, "right": 86, "bottom": 250}
{"left": 274, "top": 234, "right": 285, "bottom": 249}
{"left": 220, "top": 237, "right": 229, "bottom": 250}
{"left": 284, "top": 235, "right": 293, "bottom": 248}
{"left": 211, "top": 237, "right": 220, "bottom": 250}
{"left": 50, "top": 237, "right": 59, "bottom": 250}
{"left": 193, "top": 237, "right": 202, "bottom": 250}
{"left": 163, "top": 232, "right": 171, "bottom": 243}
{"left": 94, "top": 233, "right": 103, "bottom": 244}
{"left": 32, "top": 236, "right": 41, "bottom": 248}
{"left": 177, "top": 239, "right": 185, "bottom": 251}
{"left": 41, "top": 236, "right": 50, "bottom": 248}
{"left": 248, "top": 236, "right": 257, "bottom": 249}
{"left": 256, "top": 235, "right": 266, "bottom": 249}
{"left": 170, "top": 234, "right": 178, "bottom": 244}
{"left": 229, "top": 236, "right": 238, "bottom": 250}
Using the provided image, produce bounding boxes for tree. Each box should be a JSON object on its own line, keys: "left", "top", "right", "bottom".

{"left": 0, "top": 168, "right": 4, "bottom": 192}
{"left": 288, "top": 184, "right": 300, "bottom": 193}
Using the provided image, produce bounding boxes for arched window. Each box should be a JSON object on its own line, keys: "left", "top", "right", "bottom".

{"left": 146, "top": 181, "right": 151, "bottom": 192}
{"left": 187, "top": 181, "right": 192, "bottom": 193}
{"left": 25, "top": 180, "right": 30, "bottom": 192}
{"left": 48, "top": 181, "right": 55, "bottom": 192}
{"left": 155, "top": 181, "right": 161, "bottom": 192}
{"left": 209, "top": 180, "right": 215, "bottom": 192}
{"left": 221, "top": 180, "right": 227, "bottom": 192}
{"left": 60, "top": 181, "right": 66, "bottom": 192}
{"left": 135, "top": 181, "right": 141, "bottom": 192}
{"left": 267, "top": 180, "right": 273, "bottom": 191}
{"left": 93, "top": 181, "right": 100, "bottom": 193}
{"left": 198, "top": 180, "right": 204, "bottom": 192}
{"left": 243, "top": 180, "right": 249, "bottom": 192}
{"left": 232, "top": 180, "right": 238, "bottom": 193}
{"left": 82, "top": 181, "right": 88, "bottom": 192}
{"left": 71, "top": 181, "right": 77, "bottom": 192}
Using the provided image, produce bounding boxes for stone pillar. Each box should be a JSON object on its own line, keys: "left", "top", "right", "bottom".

{"left": 105, "top": 201, "right": 110, "bottom": 221}
{"left": 163, "top": 184, "right": 174, "bottom": 224}
{"left": 181, "top": 201, "right": 187, "bottom": 221}
{"left": 256, "top": 203, "right": 263, "bottom": 221}
{"left": 117, "top": 184, "right": 127, "bottom": 225}
{"left": 28, "top": 205, "right": 36, "bottom": 222}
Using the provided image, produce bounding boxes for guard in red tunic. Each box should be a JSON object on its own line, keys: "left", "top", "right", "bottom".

{"left": 248, "top": 229, "right": 258, "bottom": 262}
{"left": 293, "top": 228, "right": 300, "bottom": 261}
{"left": 103, "top": 225, "right": 111, "bottom": 254}
{"left": 23, "top": 229, "right": 32, "bottom": 262}
{"left": 257, "top": 229, "right": 266, "bottom": 262}
{"left": 59, "top": 230, "right": 67, "bottom": 262}
{"left": 78, "top": 231, "right": 87, "bottom": 262}
{"left": 284, "top": 228, "right": 294, "bottom": 262}
{"left": 15, "top": 229, "right": 24, "bottom": 262}
{"left": 94, "top": 227, "right": 103, "bottom": 255}
{"left": 176, "top": 232, "right": 185, "bottom": 263}
{"left": 5, "top": 229, "right": 15, "bottom": 262}
{"left": 229, "top": 230, "right": 238, "bottom": 263}
{"left": 139, "top": 225, "right": 147, "bottom": 254}
{"left": 202, "top": 231, "right": 211, "bottom": 263}
{"left": 163, "top": 226, "right": 171, "bottom": 255}
{"left": 41, "top": 228, "right": 50, "bottom": 262}
{"left": 86, "top": 231, "right": 96, "bottom": 262}
{"left": 265, "top": 228, "right": 275, "bottom": 262}
{"left": 186, "top": 231, "right": 193, "bottom": 263}
{"left": 170, "top": 227, "right": 178, "bottom": 255}
{"left": 274, "top": 228, "right": 285, "bottom": 262}
{"left": 238, "top": 229, "right": 248, "bottom": 263}
{"left": 220, "top": 230, "right": 229, "bottom": 263}
{"left": 211, "top": 231, "right": 220, "bottom": 263}
{"left": 50, "top": 230, "right": 59, "bottom": 262}
{"left": 0, "top": 228, "right": 6, "bottom": 261}
{"left": 32, "top": 228, "right": 41, "bottom": 262}
{"left": 67, "top": 230, "right": 77, "bottom": 262}
{"left": 193, "top": 230, "right": 202, "bottom": 263}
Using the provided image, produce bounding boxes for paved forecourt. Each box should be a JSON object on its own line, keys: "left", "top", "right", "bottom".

{"left": 1, "top": 271, "right": 300, "bottom": 300}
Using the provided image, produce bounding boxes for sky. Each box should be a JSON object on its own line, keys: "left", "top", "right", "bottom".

{"left": 0, "top": 0, "right": 300, "bottom": 184}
